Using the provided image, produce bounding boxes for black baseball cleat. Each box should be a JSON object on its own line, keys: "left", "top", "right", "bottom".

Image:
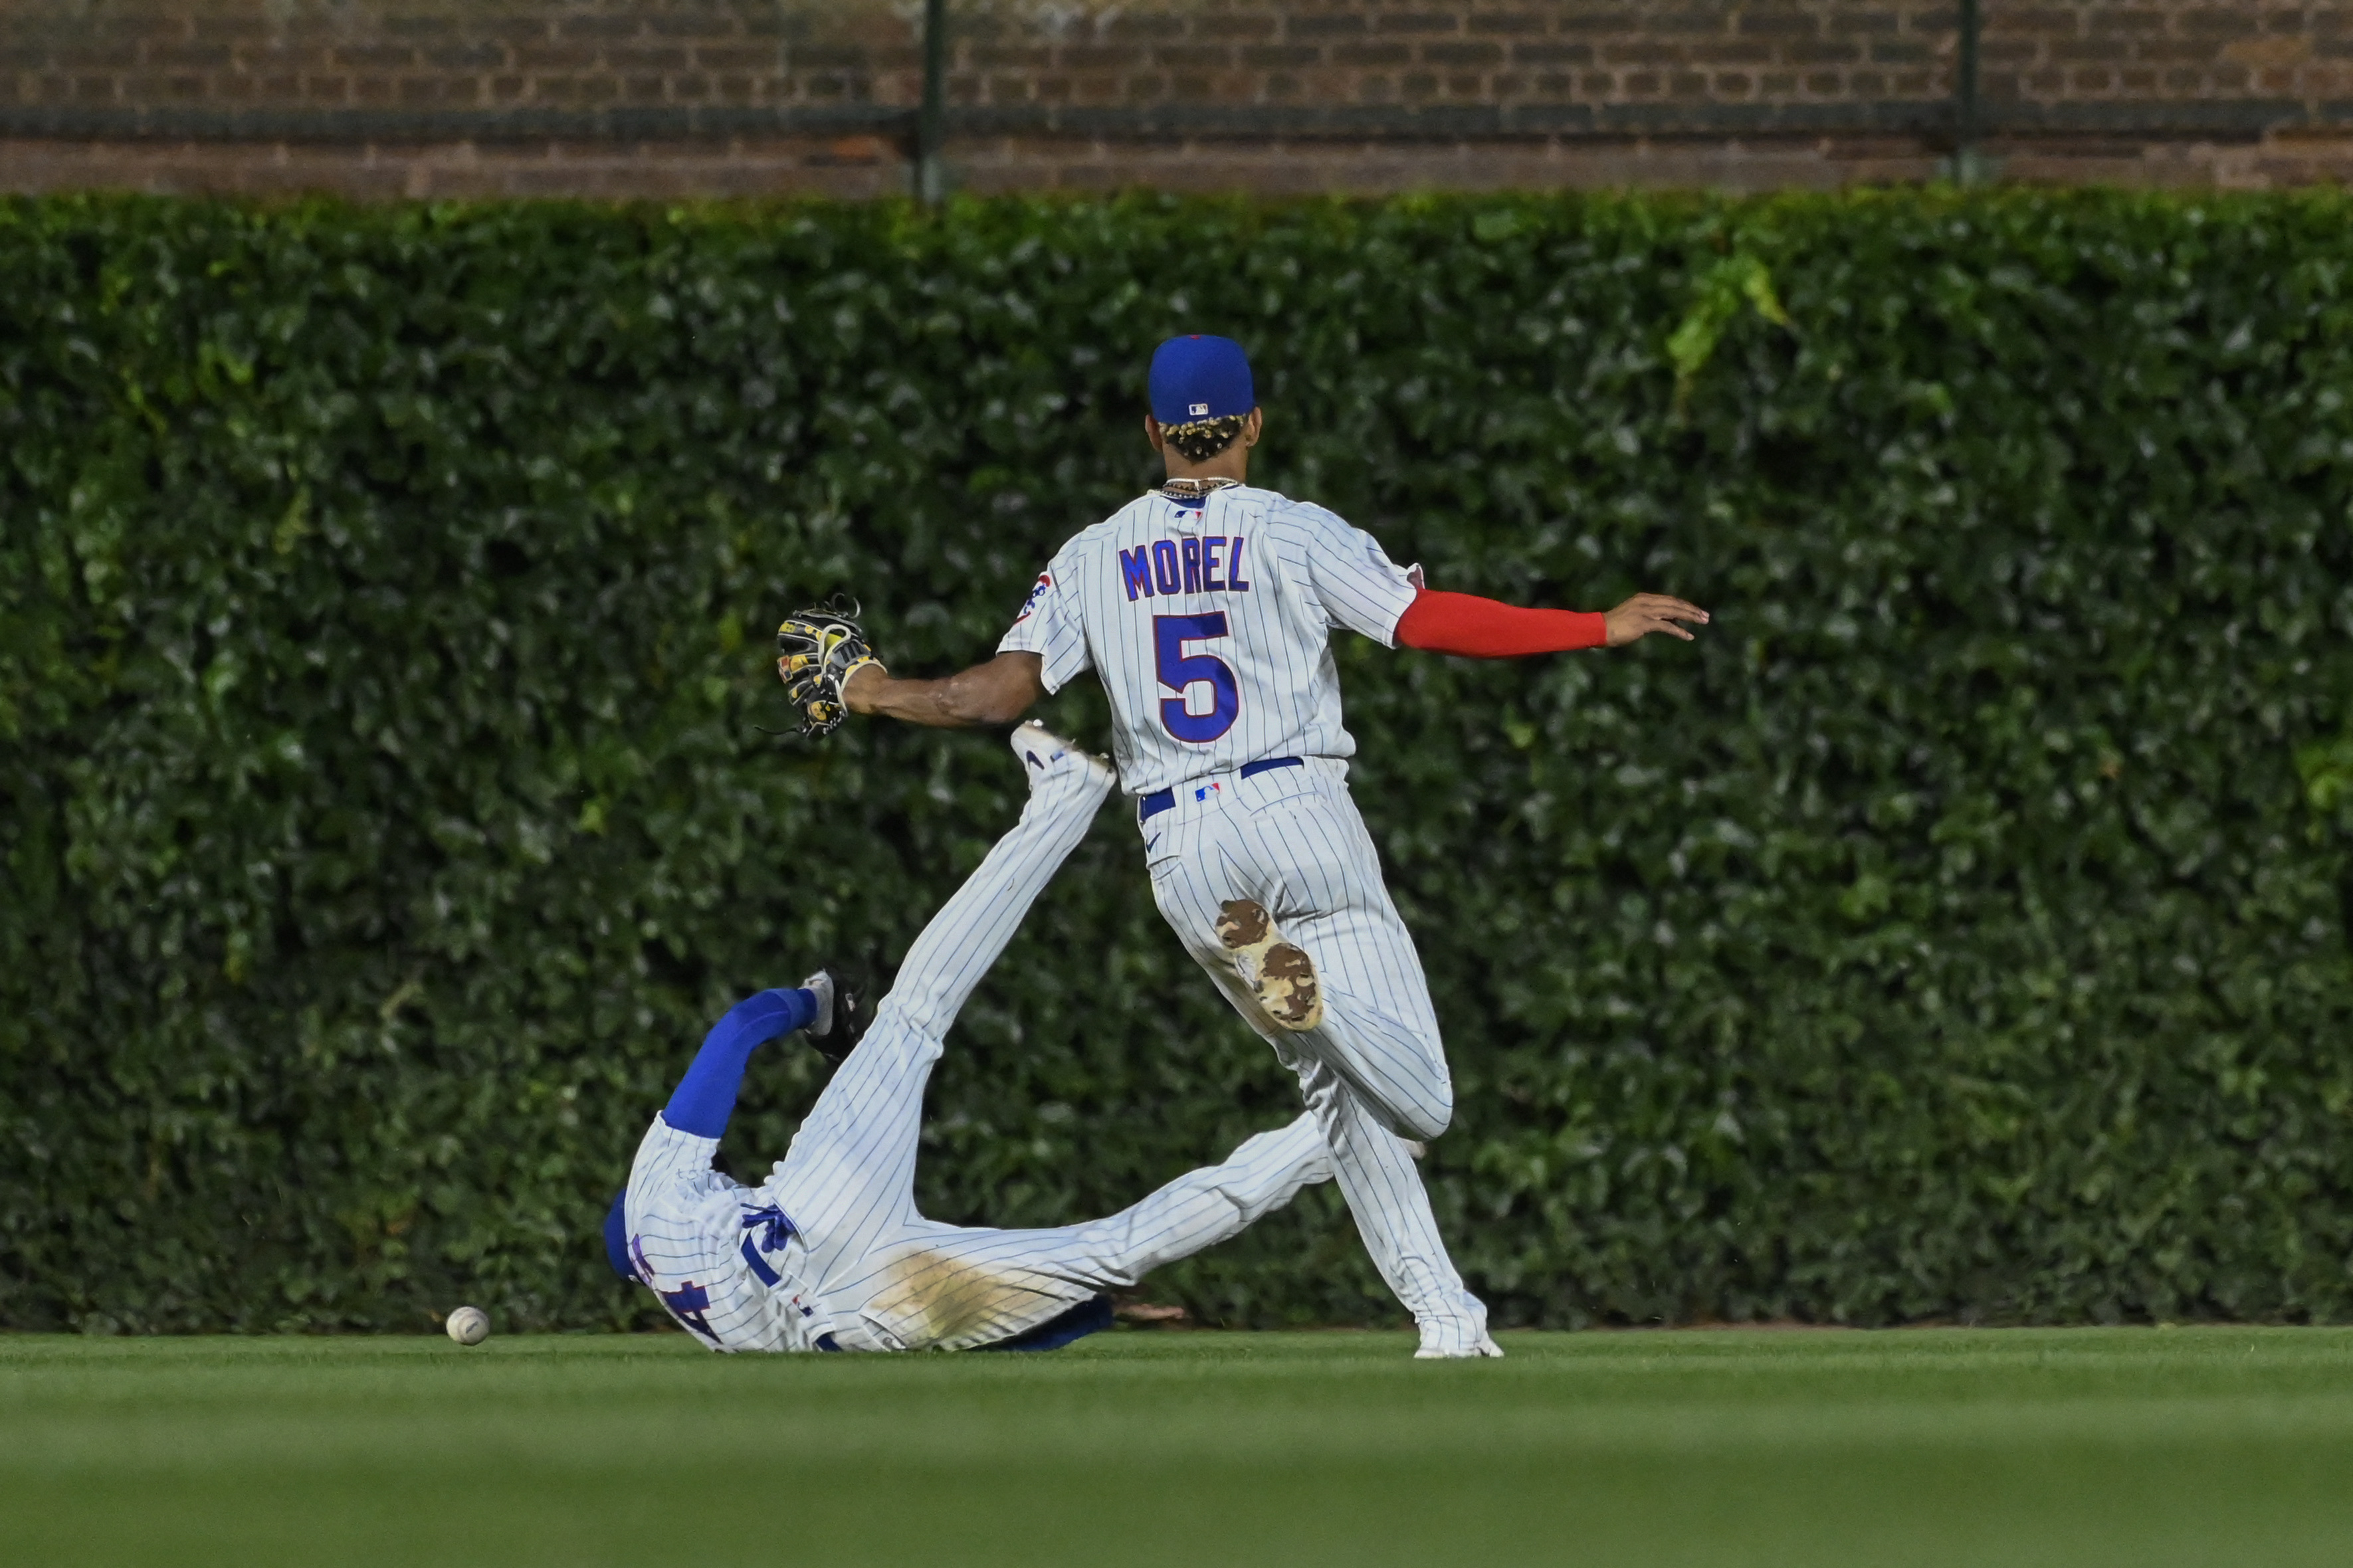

{"left": 801, "top": 967, "right": 869, "bottom": 1067}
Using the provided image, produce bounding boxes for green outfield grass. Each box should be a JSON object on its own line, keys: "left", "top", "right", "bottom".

{"left": 4, "top": 1325, "right": 2350, "bottom": 1567}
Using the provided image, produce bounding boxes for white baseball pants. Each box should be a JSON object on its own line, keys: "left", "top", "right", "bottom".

{"left": 1138, "top": 756, "right": 1492, "bottom": 1347}
{"left": 766, "top": 743, "right": 1330, "bottom": 1352}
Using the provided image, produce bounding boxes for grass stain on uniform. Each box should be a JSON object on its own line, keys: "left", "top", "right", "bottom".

{"left": 861, "top": 1248, "right": 1082, "bottom": 1350}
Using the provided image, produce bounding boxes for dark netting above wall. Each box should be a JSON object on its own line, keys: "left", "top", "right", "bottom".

{"left": 3, "top": 189, "right": 2352, "bottom": 1333}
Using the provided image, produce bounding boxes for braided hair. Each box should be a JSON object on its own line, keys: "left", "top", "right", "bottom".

{"left": 1160, "top": 413, "right": 1251, "bottom": 463}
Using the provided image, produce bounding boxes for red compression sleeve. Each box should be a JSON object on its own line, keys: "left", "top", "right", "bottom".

{"left": 1392, "top": 589, "right": 1608, "bottom": 658}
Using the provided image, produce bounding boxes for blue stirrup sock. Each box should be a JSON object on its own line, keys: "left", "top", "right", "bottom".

{"left": 661, "top": 987, "right": 819, "bottom": 1139}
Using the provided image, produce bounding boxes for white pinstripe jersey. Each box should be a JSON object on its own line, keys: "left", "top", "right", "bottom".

{"left": 998, "top": 486, "right": 1420, "bottom": 797}
{"left": 624, "top": 1116, "right": 827, "bottom": 1353}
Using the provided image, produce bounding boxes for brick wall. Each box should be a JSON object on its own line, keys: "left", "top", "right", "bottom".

{"left": 3, "top": 1, "right": 2349, "bottom": 199}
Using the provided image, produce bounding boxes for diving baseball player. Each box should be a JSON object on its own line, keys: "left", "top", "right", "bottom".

{"left": 779, "top": 336, "right": 1707, "bottom": 1357}
{"left": 603, "top": 722, "right": 1332, "bottom": 1353}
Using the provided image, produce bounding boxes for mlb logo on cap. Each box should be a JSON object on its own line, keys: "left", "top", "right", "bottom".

{"left": 1150, "top": 335, "right": 1255, "bottom": 426}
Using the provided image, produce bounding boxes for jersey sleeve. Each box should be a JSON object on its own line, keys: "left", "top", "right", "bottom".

{"left": 995, "top": 551, "right": 1092, "bottom": 694}
{"left": 627, "top": 1114, "right": 734, "bottom": 1217}
{"left": 624, "top": 1115, "right": 751, "bottom": 1347}
{"left": 1291, "top": 504, "right": 1422, "bottom": 648}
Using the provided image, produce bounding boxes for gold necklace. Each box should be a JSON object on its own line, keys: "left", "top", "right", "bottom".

{"left": 1156, "top": 476, "right": 1242, "bottom": 500}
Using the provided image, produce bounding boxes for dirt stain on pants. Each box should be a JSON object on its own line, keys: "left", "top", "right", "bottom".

{"left": 857, "top": 1248, "right": 1092, "bottom": 1351}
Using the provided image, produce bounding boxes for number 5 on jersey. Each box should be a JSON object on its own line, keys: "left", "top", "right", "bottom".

{"left": 1155, "top": 613, "right": 1239, "bottom": 742}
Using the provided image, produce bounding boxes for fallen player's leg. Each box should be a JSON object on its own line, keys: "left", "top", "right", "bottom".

{"left": 775, "top": 720, "right": 1118, "bottom": 1294}
{"left": 825, "top": 1112, "right": 1328, "bottom": 1351}
{"left": 608, "top": 722, "right": 1336, "bottom": 1353}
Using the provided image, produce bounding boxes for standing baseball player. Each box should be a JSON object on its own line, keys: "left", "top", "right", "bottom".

{"left": 604, "top": 722, "right": 1332, "bottom": 1353}
{"left": 783, "top": 336, "right": 1706, "bottom": 1357}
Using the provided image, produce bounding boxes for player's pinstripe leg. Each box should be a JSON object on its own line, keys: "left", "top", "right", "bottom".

{"left": 1239, "top": 779, "right": 1489, "bottom": 1343}
{"left": 1144, "top": 775, "right": 1488, "bottom": 1345}
{"left": 1235, "top": 783, "right": 1452, "bottom": 1138}
{"left": 835, "top": 1112, "right": 1329, "bottom": 1351}
{"left": 779, "top": 734, "right": 1113, "bottom": 1284}
{"left": 1154, "top": 824, "right": 1479, "bottom": 1335}
{"left": 1265, "top": 910, "right": 1451, "bottom": 1141}
{"left": 1148, "top": 785, "right": 1451, "bottom": 1139}
{"left": 1298, "top": 1060, "right": 1487, "bottom": 1343}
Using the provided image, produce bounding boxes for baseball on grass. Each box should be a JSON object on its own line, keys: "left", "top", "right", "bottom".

{"left": 445, "top": 1306, "right": 490, "bottom": 1346}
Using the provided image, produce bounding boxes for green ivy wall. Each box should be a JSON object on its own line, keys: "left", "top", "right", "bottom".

{"left": 4, "top": 191, "right": 2351, "bottom": 1334}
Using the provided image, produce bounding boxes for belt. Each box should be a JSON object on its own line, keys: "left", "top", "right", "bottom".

{"left": 1138, "top": 757, "right": 1301, "bottom": 823}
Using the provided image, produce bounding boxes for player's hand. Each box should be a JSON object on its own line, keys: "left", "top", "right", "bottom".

{"left": 1603, "top": 593, "right": 1709, "bottom": 646}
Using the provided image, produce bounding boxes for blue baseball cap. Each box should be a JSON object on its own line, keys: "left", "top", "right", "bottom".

{"left": 1149, "top": 335, "right": 1255, "bottom": 426}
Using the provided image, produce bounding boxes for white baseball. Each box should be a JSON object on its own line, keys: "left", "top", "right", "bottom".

{"left": 445, "top": 1306, "right": 490, "bottom": 1346}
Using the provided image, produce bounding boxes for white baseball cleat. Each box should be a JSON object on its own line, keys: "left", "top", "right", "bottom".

{"left": 799, "top": 968, "right": 837, "bottom": 1037}
{"left": 1215, "top": 898, "right": 1324, "bottom": 1031}
{"left": 1009, "top": 720, "right": 1114, "bottom": 793}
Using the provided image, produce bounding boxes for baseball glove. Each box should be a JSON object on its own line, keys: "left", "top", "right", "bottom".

{"left": 776, "top": 596, "right": 881, "bottom": 738}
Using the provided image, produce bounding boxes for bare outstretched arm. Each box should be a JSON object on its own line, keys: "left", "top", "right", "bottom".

{"left": 819, "top": 650, "right": 1047, "bottom": 729}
